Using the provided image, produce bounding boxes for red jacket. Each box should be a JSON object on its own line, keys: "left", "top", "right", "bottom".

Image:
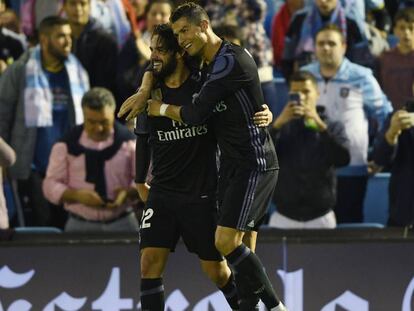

{"left": 271, "top": 3, "right": 291, "bottom": 68}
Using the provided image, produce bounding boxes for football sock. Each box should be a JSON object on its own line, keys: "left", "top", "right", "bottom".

{"left": 219, "top": 273, "right": 240, "bottom": 310}
{"left": 225, "top": 244, "right": 281, "bottom": 309}
{"left": 140, "top": 278, "right": 164, "bottom": 311}
{"left": 235, "top": 271, "right": 260, "bottom": 311}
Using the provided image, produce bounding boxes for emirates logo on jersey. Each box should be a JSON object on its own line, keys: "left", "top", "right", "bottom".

{"left": 213, "top": 101, "right": 227, "bottom": 113}
{"left": 156, "top": 120, "right": 208, "bottom": 142}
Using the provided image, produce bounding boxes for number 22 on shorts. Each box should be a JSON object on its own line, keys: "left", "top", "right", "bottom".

{"left": 141, "top": 208, "right": 154, "bottom": 228}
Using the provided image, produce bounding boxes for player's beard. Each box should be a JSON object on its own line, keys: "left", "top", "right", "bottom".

{"left": 153, "top": 55, "right": 177, "bottom": 79}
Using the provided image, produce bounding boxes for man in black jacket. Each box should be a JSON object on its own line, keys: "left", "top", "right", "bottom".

{"left": 269, "top": 71, "right": 350, "bottom": 229}
{"left": 372, "top": 105, "right": 414, "bottom": 227}
{"left": 63, "top": 0, "right": 118, "bottom": 104}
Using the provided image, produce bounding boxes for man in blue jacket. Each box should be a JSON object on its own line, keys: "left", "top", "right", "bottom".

{"left": 302, "top": 24, "right": 392, "bottom": 223}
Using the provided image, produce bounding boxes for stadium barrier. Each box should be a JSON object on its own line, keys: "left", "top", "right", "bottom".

{"left": 1, "top": 228, "right": 413, "bottom": 310}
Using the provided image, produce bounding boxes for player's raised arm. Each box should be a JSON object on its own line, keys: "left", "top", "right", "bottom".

{"left": 118, "top": 71, "right": 154, "bottom": 121}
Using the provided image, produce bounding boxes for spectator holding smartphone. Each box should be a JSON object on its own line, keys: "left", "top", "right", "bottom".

{"left": 372, "top": 99, "right": 414, "bottom": 227}
{"left": 43, "top": 88, "right": 139, "bottom": 232}
{"left": 268, "top": 71, "right": 350, "bottom": 229}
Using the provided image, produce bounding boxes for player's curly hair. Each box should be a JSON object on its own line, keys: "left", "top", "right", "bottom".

{"left": 152, "top": 23, "right": 181, "bottom": 54}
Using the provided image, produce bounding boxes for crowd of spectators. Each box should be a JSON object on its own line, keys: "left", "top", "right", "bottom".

{"left": 0, "top": 0, "right": 413, "bottom": 231}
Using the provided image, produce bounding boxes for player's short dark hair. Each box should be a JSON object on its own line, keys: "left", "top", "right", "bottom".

{"left": 81, "top": 87, "right": 116, "bottom": 110}
{"left": 145, "top": 0, "right": 174, "bottom": 16}
{"left": 394, "top": 8, "right": 414, "bottom": 24}
{"left": 38, "top": 16, "right": 69, "bottom": 36}
{"left": 170, "top": 2, "right": 210, "bottom": 25}
{"left": 316, "top": 24, "right": 345, "bottom": 43}
{"left": 289, "top": 71, "right": 318, "bottom": 89}
{"left": 152, "top": 23, "right": 181, "bottom": 54}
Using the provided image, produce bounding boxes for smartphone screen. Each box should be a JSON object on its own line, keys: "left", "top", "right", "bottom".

{"left": 288, "top": 92, "right": 301, "bottom": 105}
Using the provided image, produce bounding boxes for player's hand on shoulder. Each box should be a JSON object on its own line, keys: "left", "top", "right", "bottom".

{"left": 118, "top": 91, "right": 148, "bottom": 121}
{"left": 118, "top": 72, "right": 154, "bottom": 120}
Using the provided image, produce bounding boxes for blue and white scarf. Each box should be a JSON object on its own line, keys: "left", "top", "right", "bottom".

{"left": 24, "top": 45, "right": 89, "bottom": 127}
{"left": 295, "top": 2, "right": 347, "bottom": 57}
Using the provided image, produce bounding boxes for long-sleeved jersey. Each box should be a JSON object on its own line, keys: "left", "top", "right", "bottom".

{"left": 135, "top": 73, "right": 217, "bottom": 196}
{"left": 180, "top": 41, "right": 278, "bottom": 172}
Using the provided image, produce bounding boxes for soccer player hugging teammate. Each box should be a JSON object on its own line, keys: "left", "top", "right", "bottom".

{"left": 135, "top": 24, "right": 240, "bottom": 311}
{"left": 145, "top": 3, "right": 286, "bottom": 311}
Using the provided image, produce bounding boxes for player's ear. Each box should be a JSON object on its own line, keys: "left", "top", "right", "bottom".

{"left": 200, "top": 19, "right": 209, "bottom": 32}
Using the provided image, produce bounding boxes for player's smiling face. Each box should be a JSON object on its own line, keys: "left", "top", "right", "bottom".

{"left": 150, "top": 34, "right": 177, "bottom": 78}
{"left": 172, "top": 17, "right": 207, "bottom": 57}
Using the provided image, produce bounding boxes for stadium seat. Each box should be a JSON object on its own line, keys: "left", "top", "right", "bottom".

{"left": 337, "top": 223, "right": 385, "bottom": 229}
{"left": 3, "top": 180, "right": 15, "bottom": 222}
{"left": 14, "top": 227, "right": 63, "bottom": 233}
{"left": 3, "top": 179, "right": 25, "bottom": 226}
{"left": 363, "top": 173, "right": 390, "bottom": 225}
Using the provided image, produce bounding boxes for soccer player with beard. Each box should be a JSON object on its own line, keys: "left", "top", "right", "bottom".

{"left": 135, "top": 23, "right": 274, "bottom": 310}
{"left": 135, "top": 24, "right": 240, "bottom": 311}
{"left": 144, "top": 4, "right": 286, "bottom": 311}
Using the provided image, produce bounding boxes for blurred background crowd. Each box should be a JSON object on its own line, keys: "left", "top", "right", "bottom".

{"left": 0, "top": 0, "right": 413, "bottom": 232}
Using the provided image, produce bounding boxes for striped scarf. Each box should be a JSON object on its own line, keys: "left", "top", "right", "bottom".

{"left": 295, "top": 2, "right": 347, "bottom": 57}
{"left": 24, "top": 45, "right": 89, "bottom": 127}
